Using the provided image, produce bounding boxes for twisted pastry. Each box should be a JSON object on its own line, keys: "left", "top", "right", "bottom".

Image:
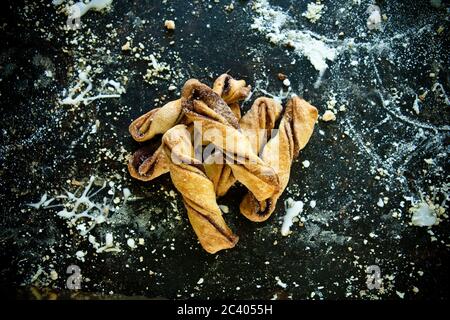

{"left": 129, "top": 99, "right": 183, "bottom": 142}
{"left": 129, "top": 74, "right": 250, "bottom": 142}
{"left": 181, "top": 79, "right": 240, "bottom": 129}
{"left": 201, "top": 75, "right": 253, "bottom": 196}
{"left": 240, "top": 96, "right": 318, "bottom": 222}
{"left": 128, "top": 75, "right": 250, "bottom": 182}
{"left": 162, "top": 124, "right": 238, "bottom": 254}
{"left": 128, "top": 141, "right": 170, "bottom": 181}
{"left": 205, "top": 97, "right": 282, "bottom": 197}
{"left": 212, "top": 73, "right": 251, "bottom": 120}
{"left": 182, "top": 80, "right": 280, "bottom": 201}
{"left": 240, "top": 97, "right": 283, "bottom": 153}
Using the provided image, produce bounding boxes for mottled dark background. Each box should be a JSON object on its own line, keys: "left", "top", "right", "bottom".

{"left": 0, "top": 0, "right": 449, "bottom": 299}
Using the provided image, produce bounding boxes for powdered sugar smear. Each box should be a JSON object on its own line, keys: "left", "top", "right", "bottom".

{"left": 251, "top": 0, "right": 336, "bottom": 87}
{"left": 281, "top": 198, "right": 304, "bottom": 236}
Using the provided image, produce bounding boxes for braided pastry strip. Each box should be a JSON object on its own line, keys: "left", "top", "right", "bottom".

{"left": 162, "top": 124, "right": 238, "bottom": 254}
{"left": 205, "top": 97, "right": 282, "bottom": 197}
{"left": 128, "top": 141, "right": 169, "bottom": 182}
{"left": 182, "top": 81, "right": 280, "bottom": 201}
{"left": 129, "top": 99, "right": 183, "bottom": 142}
{"left": 128, "top": 75, "right": 250, "bottom": 181}
{"left": 240, "top": 96, "right": 318, "bottom": 222}
{"left": 212, "top": 73, "right": 251, "bottom": 116}
{"left": 181, "top": 79, "right": 240, "bottom": 128}
{"left": 200, "top": 75, "right": 252, "bottom": 195}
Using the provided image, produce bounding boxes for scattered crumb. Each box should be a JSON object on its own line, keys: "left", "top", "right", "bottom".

{"left": 50, "top": 270, "right": 58, "bottom": 281}
{"left": 322, "top": 110, "right": 336, "bottom": 122}
{"left": 377, "top": 198, "right": 384, "bottom": 208}
{"left": 366, "top": 5, "right": 382, "bottom": 31}
{"left": 121, "top": 41, "right": 131, "bottom": 51}
{"left": 219, "top": 205, "right": 229, "bottom": 214}
{"left": 164, "top": 20, "right": 175, "bottom": 30}
{"left": 75, "top": 250, "right": 86, "bottom": 262}
{"left": 275, "top": 276, "right": 287, "bottom": 288}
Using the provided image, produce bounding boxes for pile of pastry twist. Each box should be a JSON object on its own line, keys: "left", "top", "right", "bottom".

{"left": 128, "top": 74, "right": 318, "bottom": 253}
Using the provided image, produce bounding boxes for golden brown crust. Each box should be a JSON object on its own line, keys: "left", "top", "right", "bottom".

{"left": 183, "top": 95, "right": 280, "bottom": 201}
{"left": 199, "top": 74, "right": 252, "bottom": 197}
{"left": 129, "top": 75, "right": 250, "bottom": 182}
{"left": 129, "top": 100, "right": 183, "bottom": 142}
{"left": 203, "top": 151, "right": 235, "bottom": 197}
{"left": 128, "top": 143, "right": 170, "bottom": 181}
{"left": 212, "top": 73, "right": 250, "bottom": 120}
{"left": 127, "top": 76, "right": 318, "bottom": 253}
{"left": 212, "top": 73, "right": 251, "bottom": 105}
{"left": 229, "top": 102, "right": 242, "bottom": 120}
{"left": 240, "top": 96, "right": 318, "bottom": 222}
{"left": 162, "top": 125, "right": 238, "bottom": 254}
{"left": 239, "top": 97, "right": 283, "bottom": 154}
{"left": 129, "top": 74, "right": 249, "bottom": 143}
{"left": 205, "top": 97, "right": 282, "bottom": 197}
{"left": 182, "top": 79, "right": 240, "bottom": 129}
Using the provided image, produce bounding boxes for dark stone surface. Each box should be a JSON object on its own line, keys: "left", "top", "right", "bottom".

{"left": 0, "top": 0, "right": 448, "bottom": 299}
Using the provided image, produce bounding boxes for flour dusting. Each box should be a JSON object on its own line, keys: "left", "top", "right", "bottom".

{"left": 251, "top": 0, "right": 336, "bottom": 84}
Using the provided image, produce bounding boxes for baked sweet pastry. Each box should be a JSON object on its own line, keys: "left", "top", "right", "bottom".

{"left": 128, "top": 142, "right": 170, "bottom": 181}
{"left": 128, "top": 75, "right": 250, "bottom": 182}
{"left": 162, "top": 124, "right": 239, "bottom": 253}
{"left": 205, "top": 97, "right": 282, "bottom": 197}
{"left": 181, "top": 80, "right": 280, "bottom": 201}
{"left": 212, "top": 73, "right": 251, "bottom": 120}
{"left": 129, "top": 99, "right": 183, "bottom": 142}
{"left": 127, "top": 75, "right": 318, "bottom": 253}
{"left": 239, "top": 96, "right": 318, "bottom": 222}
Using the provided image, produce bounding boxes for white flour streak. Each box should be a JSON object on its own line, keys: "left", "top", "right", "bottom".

{"left": 370, "top": 58, "right": 450, "bottom": 132}
{"left": 375, "top": 90, "right": 450, "bottom": 132}
{"left": 432, "top": 83, "right": 450, "bottom": 106}
{"left": 251, "top": 0, "right": 337, "bottom": 86}
{"left": 28, "top": 176, "right": 129, "bottom": 236}
{"left": 281, "top": 198, "right": 304, "bottom": 236}
{"left": 65, "top": 0, "right": 113, "bottom": 19}
{"left": 250, "top": 0, "right": 435, "bottom": 89}
{"left": 60, "top": 68, "right": 124, "bottom": 106}
{"left": 343, "top": 118, "right": 385, "bottom": 168}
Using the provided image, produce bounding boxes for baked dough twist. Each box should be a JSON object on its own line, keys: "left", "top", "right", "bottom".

{"left": 239, "top": 96, "right": 318, "bottom": 222}
{"left": 212, "top": 73, "right": 251, "bottom": 120}
{"left": 182, "top": 80, "right": 280, "bottom": 201}
{"left": 200, "top": 75, "right": 252, "bottom": 195}
{"left": 128, "top": 75, "right": 250, "bottom": 182}
{"left": 127, "top": 142, "right": 170, "bottom": 182}
{"left": 129, "top": 99, "right": 183, "bottom": 142}
{"left": 162, "top": 124, "right": 238, "bottom": 254}
{"left": 205, "top": 97, "right": 282, "bottom": 197}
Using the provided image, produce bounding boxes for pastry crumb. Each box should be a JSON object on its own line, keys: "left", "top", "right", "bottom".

{"left": 121, "top": 41, "right": 131, "bottom": 51}
{"left": 164, "top": 20, "right": 175, "bottom": 30}
{"left": 278, "top": 73, "right": 287, "bottom": 81}
{"left": 322, "top": 110, "right": 336, "bottom": 122}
